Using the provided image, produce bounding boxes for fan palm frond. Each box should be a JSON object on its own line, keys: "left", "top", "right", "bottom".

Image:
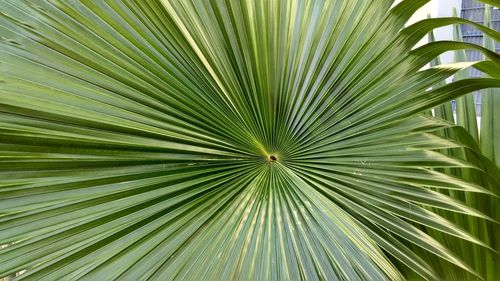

{"left": 0, "top": 0, "right": 499, "bottom": 280}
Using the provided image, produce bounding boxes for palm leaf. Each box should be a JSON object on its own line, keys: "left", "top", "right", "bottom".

{"left": 481, "top": 4, "right": 500, "bottom": 169}
{"left": 0, "top": 1, "right": 499, "bottom": 280}
{"left": 423, "top": 5, "right": 500, "bottom": 281}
